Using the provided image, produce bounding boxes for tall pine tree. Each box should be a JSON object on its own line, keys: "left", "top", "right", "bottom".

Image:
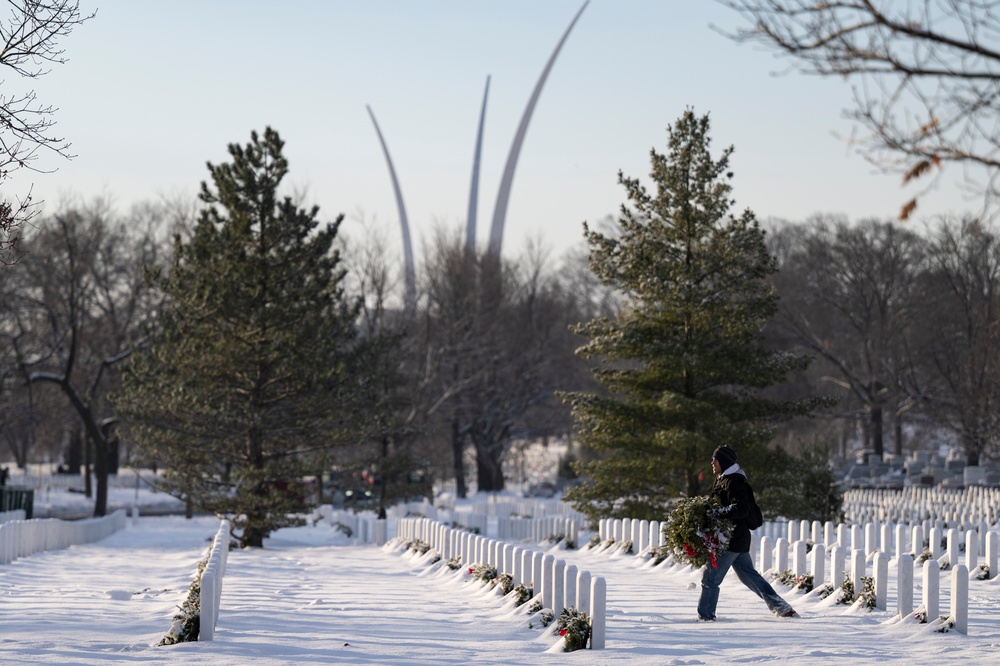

{"left": 117, "top": 128, "right": 372, "bottom": 547}
{"left": 561, "top": 110, "right": 820, "bottom": 522}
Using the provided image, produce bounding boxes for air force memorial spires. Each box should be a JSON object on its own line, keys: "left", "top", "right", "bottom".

{"left": 366, "top": 1, "right": 590, "bottom": 314}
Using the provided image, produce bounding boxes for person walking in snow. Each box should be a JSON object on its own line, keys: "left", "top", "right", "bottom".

{"left": 697, "top": 445, "right": 797, "bottom": 621}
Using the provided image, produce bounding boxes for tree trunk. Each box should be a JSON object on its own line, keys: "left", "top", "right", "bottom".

{"left": 840, "top": 417, "right": 851, "bottom": 459}
{"left": 893, "top": 412, "right": 903, "bottom": 457}
{"left": 965, "top": 435, "right": 981, "bottom": 466}
{"left": 244, "top": 425, "right": 266, "bottom": 548}
{"left": 66, "top": 427, "right": 82, "bottom": 473}
{"left": 685, "top": 466, "right": 703, "bottom": 498}
{"left": 30, "top": 377, "right": 110, "bottom": 516}
{"left": 378, "top": 437, "right": 389, "bottom": 517}
{"left": 84, "top": 431, "right": 92, "bottom": 498}
{"left": 870, "top": 404, "right": 884, "bottom": 461}
{"left": 243, "top": 525, "right": 266, "bottom": 548}
{"left": 859, "top": 414, "right": 871, "bottom": 460}
{"left": 475, "top": 443, "right": 505, "bottom": 493}
{"left": 451, "top": 418, "right": 467, "bottom": 499}
{"left": 91, "top": 433, "right": 109, "bottom": 517}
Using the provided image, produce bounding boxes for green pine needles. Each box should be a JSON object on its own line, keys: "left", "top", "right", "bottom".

{"left": 560, "top": 109, "right": 821, "bottom": 522}
{"left": 117, "top": 128, "right": 375, "bottom": 548}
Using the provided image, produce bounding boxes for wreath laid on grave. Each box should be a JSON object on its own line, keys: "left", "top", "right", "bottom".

{"left": 662, "top": 496, "right": 734, "bottom": 569}
{"left": 159, "top": 557, "right": 207, "bottom": 645}
{"left": 556, "top": 607, "right": 591, "bottom": 652}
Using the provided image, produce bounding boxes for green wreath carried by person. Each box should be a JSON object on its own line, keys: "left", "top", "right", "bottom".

{"left": 662, "top": 496, "right": 735, "bottom": 569}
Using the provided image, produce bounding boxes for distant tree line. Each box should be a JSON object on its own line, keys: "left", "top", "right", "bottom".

{"left": 766, "top": 214, "right": 1000, "bottom": 468}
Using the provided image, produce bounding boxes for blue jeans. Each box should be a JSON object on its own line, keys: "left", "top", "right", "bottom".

{"left": 697, "top": 550, "right": 792, "bottom": 620}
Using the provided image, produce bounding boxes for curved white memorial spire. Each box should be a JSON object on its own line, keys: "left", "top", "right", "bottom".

{"left": 487, "top": 0, "right": 589, "bottom": 257}
{"left": 466, "top": 75, "right": 490, "bottom": 254}
{"left": 366, "top": 104, "right": 417, "bottom": 314}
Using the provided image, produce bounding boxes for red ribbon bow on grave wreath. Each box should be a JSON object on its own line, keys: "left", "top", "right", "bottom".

{"left": 467, "top": 567, "right": 474, "bottom": 574}
{"left": 559, "top": 629, "right": 567, "bottom": 636}
{"left": 702, "top": 530, "right": 722, "bottom": 568}
{"left": 683, "top": 543, "right": 697, "bottom": 558}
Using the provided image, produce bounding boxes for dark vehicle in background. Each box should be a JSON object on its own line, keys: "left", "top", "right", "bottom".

{"left": 326, "top": 463, "right": 433, "bottom": 513}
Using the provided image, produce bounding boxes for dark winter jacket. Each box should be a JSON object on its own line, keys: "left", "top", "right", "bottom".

{"left": 711, "top": 470, "right": 752, "bottom": 553}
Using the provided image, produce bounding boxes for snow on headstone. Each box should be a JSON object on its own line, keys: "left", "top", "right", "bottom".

{"left": 923, "top": 559, "right": 939, "bottom": 622}
{"left": 810, "top": 543, "right": 825, "bottom": 588}
{"left": 874, "top": 552, "right": 888, "bottom": 611}
{"left": 832, "top": 547, "right": 846, "bottom": 590}
{"left": 951, "top": 565, "right": 969, "bottom": 635}
{"left": 897, "top": 553, "right": 913, "bottom": 618}
{"left": 965, "top": 529, "right": 978, "bottom": 571}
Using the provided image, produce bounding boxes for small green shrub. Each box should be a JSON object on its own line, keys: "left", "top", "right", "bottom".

{"left": 513, "top": 583, "right": 533, "bottom": 607}
{"left": 648, "top": 545, "right": 671, "bottom": 566}
{"left": 935, "top": 616, "right": 956, "bottom": 632}
{"left": 497, "top": 572, "right": 515, "bottom": 596}
{"left": 856, "top": 576, "right": 876, "bottom": 609}
{"left": 838, "top": 577, "right": 855, "bottom": 605}
{"left": 546, "top": 533, "right": 576, "bottom": 549}
{"left": 406, "top": 539, "right": 432, "bottom": 555}
{"left": 815, "top": 582, "right": 835, "bottom": 600}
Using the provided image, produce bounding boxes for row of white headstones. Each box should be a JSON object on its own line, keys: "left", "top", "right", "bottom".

{"left": 0, "top": 508, "right": 128, "bottom": 564}
{"left": 841, "top": 486, "right": 1000, "bottom": 527}
{"left": 395, "top": 515, "right": 607, "bottom": 649}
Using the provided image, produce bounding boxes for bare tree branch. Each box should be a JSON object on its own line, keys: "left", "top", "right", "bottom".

{"left": 0, "top": 1, "right": 95, "bottom": 265}
{"left": 720, "top": 0, "right": 1000, "bottom": 217}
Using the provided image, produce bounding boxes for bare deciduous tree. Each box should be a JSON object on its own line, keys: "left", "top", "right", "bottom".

{"left": 722, "top": 0, "right": 1000, "bottom": 218}
{"left": 417, "top": 229, "right": 585, "bottom": 495}
{"left": 1, "top": 0, "right": 94, "bottom": 265}
{"left": 921, "top": 218, "right": 1000, "bottom": 465}
{"left": 772, "top": 216, "right": 928, "bottom": 460}
{"left": 3, "top": 200, "right": 162, "bottom": 515}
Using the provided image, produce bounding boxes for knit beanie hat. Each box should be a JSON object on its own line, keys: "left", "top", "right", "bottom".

{"left": 713, "top": 445, "right": 738, "bottom": 470}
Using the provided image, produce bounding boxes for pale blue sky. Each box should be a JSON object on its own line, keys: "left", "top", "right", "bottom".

{"left": 13, "top": 0, "right": 975, "bottom": 258}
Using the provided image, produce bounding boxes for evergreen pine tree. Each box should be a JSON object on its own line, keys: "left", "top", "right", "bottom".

{"left": 561, "top": 110, "right": 821, "bottom": 522}
{"left": 117, "top": 128, "right": 371, "bottom": 547}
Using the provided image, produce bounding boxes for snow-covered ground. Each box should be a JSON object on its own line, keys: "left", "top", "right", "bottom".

{"left": 2, "top": 486, "right": 1000, "bottom": 665}
{"left": 29, "top": 484, "right": 187, "bottom": 519}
